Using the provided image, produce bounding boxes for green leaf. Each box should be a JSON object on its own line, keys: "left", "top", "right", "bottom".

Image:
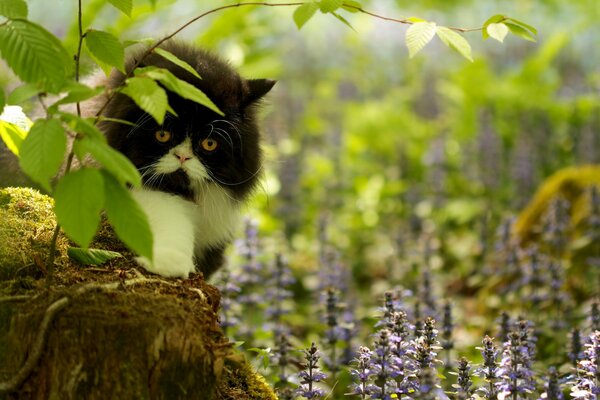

{"left": 0, "top": 104, "right": 30, "bottom": 155}
{"left": 407, "top": 17, "right": 427, "bottom": 23}
{"left": 341, "top": 0, "right": 361, "bottom": 13}
{"left": 331, "top": 11, "right": 355, "bottom": 31}
{"left": 153, "top": 47, "right": 201, "bottom": 80}
{"left": 0, "top": 88, "right": 4, "bottom": 115}
{"left": 54, "top": 168, "right": 104, "bottom": 248}
{"left": 0, "top": 20, "right": 72, "bottom": 91}
{"left": 68, "top": 247, "right": 122, "bottom": 266}
{"left": 7, "top": 83, "right": 39, "bottom": 104}
{"left": 107, "top": 0, "right": 132, "bottom": 17}
{"left": 85, "top": 29, "right": 125, "bottom": 73}
{"left": 74, "top": 136, "right": 141, "bottom": 187}
{"left": 293, "top": 2, "right": 319, "bottom": 29}
{"left": 506, "top": 17, "right": 538, "bottom": 35}
{"left": 136, "top": 67, "right": 224, "bottom": 116}
{"left": 482, "top": 14, "right": 505, "bottom": 27}
{"left": 48, "top": 82, "right": 104, "bottom": 113}
{"left": 0, "top": 0, "right": 28, "bottom": 18}
{"left": 406, "top": 22, "right": 437, "bottom": 58}
{"left": 58, "top": 112, "right": 106, "bottom": 142}
{"left": 120, "top": 76, "right": 169, "bottom": 124}
{"left": 319, "top": 0, "right": 343, "bottom": 13}
{"left": 505, "top": 22, "right": 537, "bottom": 42}
{"left": 19, "top": 118, "right": 66, "bottom": 191}
{"left": 0, "top": 121, "right": 26, "bottom": 155}
{"left": 486, "top": 22, "right": 509, "bottom": 43}
{"left": 436, "top": 26, "right": 474, "bottom": 62}
{"left": 102, "top": 171, "right": 153, "bottom": 261}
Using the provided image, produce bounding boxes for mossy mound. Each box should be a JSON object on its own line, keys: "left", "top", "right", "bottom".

{"left": 0, "top": 187, "right": 276, "bottom": 399}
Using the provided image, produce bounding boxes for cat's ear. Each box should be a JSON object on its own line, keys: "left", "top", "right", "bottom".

{"left": 243, "top": 79, "right": 276, "bottom": 107}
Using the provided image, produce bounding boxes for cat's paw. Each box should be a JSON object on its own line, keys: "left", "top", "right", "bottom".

{"left": 135, "top": 250, "right": 196, "bottom": 278}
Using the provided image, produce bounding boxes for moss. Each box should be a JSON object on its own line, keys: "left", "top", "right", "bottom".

{"left": 218, "top": 355, "right": 278, "bottom": 400}
{"left": 0, "top": 187, "right": 67, "bottom": 283}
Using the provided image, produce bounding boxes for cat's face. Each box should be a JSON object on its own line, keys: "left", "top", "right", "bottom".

{"left": 98, "top": 42, "right": 275, "bottom": 202}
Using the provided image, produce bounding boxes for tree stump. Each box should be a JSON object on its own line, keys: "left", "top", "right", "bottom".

{"left": 0, "top": 188, "right": 276, "bottom": 400}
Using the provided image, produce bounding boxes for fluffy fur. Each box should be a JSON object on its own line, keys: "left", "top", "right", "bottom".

{"left": 97, "top": 42, "right": 275, "bottom": 278}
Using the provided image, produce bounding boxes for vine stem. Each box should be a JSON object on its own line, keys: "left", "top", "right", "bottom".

{"left": 93, "top": 1, "right": 482, "bottom": 119}
{"left": 45, "top": 0, "right": 84, "bottom": 287}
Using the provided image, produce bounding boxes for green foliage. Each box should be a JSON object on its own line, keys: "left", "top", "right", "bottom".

{"left": 0, "top": 0, "right": 27, "bottom": 19}
{"left": 0, "top": 19, "right": 72, "bottom": 91}
{"left": 53, "top": 168, "right": 105, "bottom": 248}
{"left": 135, "top": 66, "right": 223, "bottom": 116}
{"left": 67, "top": 247, "right": 122, "bottom": 266}
{"left": 73, "top": 136, "right": 141, "bottom": 187}
{"left": 120, "top": 76, "right": 169, "bottom": 124}
{"left": 18, "top": 118, "right": 66, "bottom": 192}
{"left": 153, "top": 47, "right": 202, "bottom": 80}
{"left": 406, "top": 22, "right": 437, "bottom": 58}
{"left": 436, "top": 26, "right": 473, "bottom": 62}
{"left": 293, "top": 2, "right": 319, "bottom": 29}
{"left": 84, "top": 29, "right": 125, "bottom": 73}
{"left": 107, "top": 0, "right": 132, "bottom": 17}
{"left": 102, "top": 172, "right": 153, "bottom": 261}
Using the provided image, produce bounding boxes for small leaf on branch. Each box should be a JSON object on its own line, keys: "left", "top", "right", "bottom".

{"left": 505, "top": 22, "right": 537, "bottom": 42}
{"left": 406, "top": 22, "right": 437, "bottom": 58}
{"left": 107, "top": 0, "right": 132, "bottom": 17}
{"left": 0, "top": 0, "right": 28, "bottom": 18}
{"left": 486, "top": 23, "right": 509, "bottom": 43}
{"left": 74, "top": 136, "right": 141, "bottom": 187}
{"left": 0, "top": 104, "right": 32, "bottom": 131}
{"left": 153, "top": 47, "right": 202, "bottom": 80}
{"left": 506, "top": 17, "right": 538, "bottom": 35}
{"left": 85, "top": 29, "right": 125, "bottom": 73}
{"left": 135, "top": 67, "right": 224, "bottom": 116}
{"left": 293, "top": 2, "right": 319, "bottom": 29}
{"left": 68, "top": 247, "right": 122, "bottom": 266}
{"left": 341, "top": 0, "right": 361, "bottom": 13}
{"left": 19, "top": 118, "right": 66, "bottom": 191}
{"left": 436, "top": 26, "right": 474, "bottom": 62}
{"left": 331, "top": 11, "right": 355, "bottom": 31}
{"left": 54, "top": 168, "right": 105, "bottom": 248}
{"left": 0, "top": 20, "right": 72, "bottom": 91}
{"left": 102, "top": 171, "right": 153, "bottom": 261}
{"left": 121, "top": 76, "right": 169, "bottom": 124}
{"left": 319, "top": 0, "right": 343, "bottom": 13}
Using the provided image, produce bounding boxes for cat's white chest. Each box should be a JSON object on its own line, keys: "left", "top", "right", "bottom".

{"left": 191, "top": 182, "right": 240, "bottom": 253}
{"left": 130, "top": 186, "right": 240, "bottom": 278}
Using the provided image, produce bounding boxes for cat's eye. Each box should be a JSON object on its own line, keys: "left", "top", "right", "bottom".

{"left": 155, "top": 130, "right": 172, "bottom": 143}
{"left": 201, "top": 138, "right": 218, "bottom": 152}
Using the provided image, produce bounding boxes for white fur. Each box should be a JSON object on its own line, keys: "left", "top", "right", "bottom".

{"left": 132, "top": 142, "right": 241, "bottom": 278}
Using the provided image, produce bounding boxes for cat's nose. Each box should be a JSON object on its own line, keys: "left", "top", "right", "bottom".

{"left": 175, "top": 153, "right": 191, "bottom": 164}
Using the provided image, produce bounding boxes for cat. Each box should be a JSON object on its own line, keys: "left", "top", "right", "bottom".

{"left": 95, "top": 41, "right": 275, "bottom": 278}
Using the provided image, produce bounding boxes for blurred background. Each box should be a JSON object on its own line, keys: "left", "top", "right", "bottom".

{"left": 2, "top": 0, "right": 600, "bottom": 390}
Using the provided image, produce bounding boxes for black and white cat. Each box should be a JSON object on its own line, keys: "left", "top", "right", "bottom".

{"left": 96, "top": 42, "right": 275, "bottom": 278}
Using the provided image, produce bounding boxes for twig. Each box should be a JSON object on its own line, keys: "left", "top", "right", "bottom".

{"left": 44, "top": 0, "right": 85, "bottom": 287}
{"left": 93, "top": 1, "right": 482, "bottom": 119}
{"left": 0, "top": 297, "right": 70, "bottom": 393}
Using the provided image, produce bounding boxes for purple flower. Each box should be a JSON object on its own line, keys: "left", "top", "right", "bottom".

{"left": 538, "top": 366, "right": 564, "bottom": 400}
{"left": 296, "top": 343, "right": 328, "bottom": 399}
{"left": 475, "top": 335, "right": 500, "bottom": 400}
{"left": 572, "top": 331, "right": 600, "bottom": 399}
{"left": 348, "top": 346, "right": 376, "bottom": 399}
{"left": 496, "top": 320, "right": 536, "bottom": 399}
{"left": 455, "top": 357, "right": 474, "bottom": 400}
